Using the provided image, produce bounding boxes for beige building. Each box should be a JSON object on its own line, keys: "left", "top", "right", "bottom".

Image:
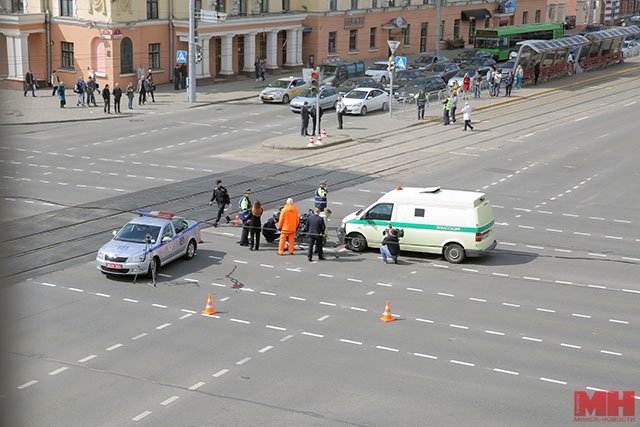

{"left": 0, "top": 0, "right": 563, "bottom": 90}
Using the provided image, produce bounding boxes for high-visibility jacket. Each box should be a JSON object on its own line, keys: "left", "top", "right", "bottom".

{"left": 314, "top": 187, "right": 327, "bottom": 209}
{"left": 278, "top": 203, "right": 299, "bottom": 234}
{"left": 239, "top": 196, "right": 251, "bottom": 221}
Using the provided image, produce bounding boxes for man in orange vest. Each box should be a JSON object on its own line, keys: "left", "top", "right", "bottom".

{"left": 277, "top": 198, "right": 299, "bottom": 255}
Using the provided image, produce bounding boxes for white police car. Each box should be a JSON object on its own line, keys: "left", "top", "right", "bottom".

{"left": 259, "top": 76, "right": 309, "bottom": 104}
{"left": 96, "top": 210, "right": 200, "bottom": 277}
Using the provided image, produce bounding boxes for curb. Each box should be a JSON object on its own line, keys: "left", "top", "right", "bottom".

{"left": 262, "top": 136, "right": 354, "bottom": 150}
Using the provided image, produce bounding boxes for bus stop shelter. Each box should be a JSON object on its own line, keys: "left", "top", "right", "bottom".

{"left": 515, "top": 35, "right": 591, "bottom": 84}
{"left": 578, "top": 26, "right": 640, "bottom": 71}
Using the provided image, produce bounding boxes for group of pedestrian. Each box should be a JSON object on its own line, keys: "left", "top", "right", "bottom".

{"left": 137, "top": 66, "right": 156, "bottom": 105}
{"left": 300, "top": 101, "right": 324, "bottom": 136}
{"left": 172, "top": 63, "right": 188, "bottom": 90}
{"left": 442, "top": 86, "right": 473, "bottom": 131}
{"left": 254, "top": 58, "right": 267, "bottom": 82}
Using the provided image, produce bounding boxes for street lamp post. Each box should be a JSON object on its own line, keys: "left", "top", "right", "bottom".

{"left": 188, "top": 0, "right": 197, "bottom": 103}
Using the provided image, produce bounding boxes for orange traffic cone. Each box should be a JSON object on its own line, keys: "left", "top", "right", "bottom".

{"left": 307, "top": 135, "right": 315, "bottom": 147}
{"left": 234, "top": 212, "right": 241, "bottom": 227}
{"left": 380, "top": 300, "right": 395, "bottom": 322}
{"left": 202, "top": 293, "right": 217, "bottom": 315}
{"left": 321, "top": 128, "right": 327, "bottom": 138}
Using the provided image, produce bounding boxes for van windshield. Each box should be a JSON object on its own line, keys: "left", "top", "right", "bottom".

{"left": 319, "top": 65, "right": 337, "bottom": 76}
{"left": 369, "top": 63, "right": 387, "bottom": 70}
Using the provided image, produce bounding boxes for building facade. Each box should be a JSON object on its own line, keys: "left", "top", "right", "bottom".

{"left": 0, "top": 0, "right": 564, "bottom": 90}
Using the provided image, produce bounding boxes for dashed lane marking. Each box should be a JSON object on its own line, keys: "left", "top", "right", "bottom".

{"left": 106, "top": 343, "right": 123, "bottom": 351}
{"left": 258, "top": 345, "right": 274, "bottom": 353}
{"left": 266, "top": 325, "right": 287, "bottom": 331}
{"left": 17, "top": 380, "right": 38, "bottom": 390}
{"left": 413, "top": 353, "right": 438, "bottom": 359}
{"left": 78, "top": 354, "right": 97, "bottom": 363}
{"left": 450, "top": 360, "right": 475, "bottom": 367}
{"left": 155, "top": 323, "right": 171, "bottom": 330}
{"left": 188, "top": 382, "right": 205, "bottom": 390}
{"left": 522, "top": 337, "right": 543, "bottom": 343}
{"left": 160, "top": 396, "right": 180, "bottom": 406}
{"left": 213, "top": 369, "right": 230, "bottom": 377}
{"left": 131, "top": 333, "right": 147, "bottom": 340}
{"left": 494, "top": 368, "right": 519, "bottom": 376}
{"left": 561, "top": 343, "right": 582, "bottom": 349}
{"left": 376, "top": 346, "right": 399, "bottom": 352}
{"left": 600, "top": 350, "right": 622, "bottom": 356}
{"left": 485, "top": 330, "right": 505, "bottom": 336}
{"left": 317, "top": 315, "right": 330, "bottom": 321}
{"left": 230, "top": 318, "right": 250, "bottom": 324}
{"left": 49, "top": 367, "right": 69, "bottom": 376}
{"left": 302, "top": 332, "right": 324, "bottom": 338}
{"left": 540, "top": 377, "right": 567, "bottom": 385}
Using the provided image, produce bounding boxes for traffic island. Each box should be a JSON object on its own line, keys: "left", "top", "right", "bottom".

{"left": 262, "top": 132, "right": 353, "bottom": 150}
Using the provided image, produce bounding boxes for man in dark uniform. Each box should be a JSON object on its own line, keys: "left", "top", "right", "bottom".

{"left": 173, "top": 64, "right": 181, "bottom": 90}
{"left": 301, "top": 101, "right": 310, "bottom": 136}
{"left": 208, "top": 179, "right": 231, "bottom": 227}
{"left": 180, "top": 63, "right": 187, "bottom": 89}
{"left": 307, "top": 208, "right": 326, "bottom": 262}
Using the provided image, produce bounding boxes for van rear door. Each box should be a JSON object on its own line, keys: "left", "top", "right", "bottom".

{"left": 474, "top": 197, "right": 495, "bottom": 248}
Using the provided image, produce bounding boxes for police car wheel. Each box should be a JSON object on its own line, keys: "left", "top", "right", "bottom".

{"left": 444, "top": 243, "right": 466, "bottom": 264}
{"left": 184, "top": 239, "right": 196, "bottom": 260}
{"left": 282, "top": 94, "right": 290, "bottom": 104}
{"left": 346, "top": 233, "right": 367, "bottom": 252}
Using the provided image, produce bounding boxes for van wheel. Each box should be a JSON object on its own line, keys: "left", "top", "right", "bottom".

{"left": 282, "top": 94, "right": 290, "bottom": 104}
{"left": 346, "top": 233, "right": 367, "bottom": 252}
{"left": 443, "top": 243, "right": 465, "bottom": 263}
{"left": 360, "top": 106, "right": 367, "bottom": 116}
{"left": 184, "top": 239, "right": 197, "bottom": 260}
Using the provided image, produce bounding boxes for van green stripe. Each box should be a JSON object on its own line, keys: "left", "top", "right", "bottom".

{"left": 346, "top": 219, "right": 494, "bottom": 233}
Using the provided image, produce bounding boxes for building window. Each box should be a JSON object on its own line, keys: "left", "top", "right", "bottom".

{"left": 147, "top": 0, "right": 158, "bottom": 19}
{"left": 468, "top": 19, "right": 476, "bottom": 44}
{"left": 371, "top": 0, "right": 378, "bottom": 7}
{"left": 282, "top": 0, "right": 289, "bottom": 11}
{"left": 215, "top": 0, "right": 226, "bottom": 12}
{"left": 351, "top": 0, "right": 358, "bottom": 9}
{"left": 259, "top": 33, "right": 267, "bottom": 59}
{"left": 509, "top": 15, "right": 514, "bottom": 25}
{"left": 11, "top": 0, "right": 23, "bottom": 13}
{"left": 522, "top": 11, "right": 528, "bottom": 24}
{"left": 239, "top": 0, "right": 247, "bottom": 15}
{"left": 440, "top": 20, "right": 445, "bottom": 40}
{"left": 388, "top": 0, "right": 395, "bottom": 6}
{"left": 535, "top": 10, "right": 541, "bottom": 23}
{"left": 261, "top": 0, "right": 269, "bottom": 13}
{"left": 420, "top": 22, "right": 428, "bottom": 52}
{"left": 120, "top": 37, "right": 133, "bottom": 74}
{"left": 402, "top": 24, "right": 410, "bottom": 45}
{"left": 453, "top": 19, "right": 460, "bottom": 38}
{"left": 60, "top": 0, "right": 73, "bottom": 16}
{"left": 369, "top": 27, "right": 377, "bottom": 49}
{"left": 349, "top": 29, "right": 357, "bottom": 51}
{"left": 422, "top": 0, "right": 428, "bottom": 4}
{"left": 148, "top": 43, "right": 161, "bottom": 70}
{"left": 61, "top": 41, "right": 74, "bottom": 69}
{"left": 328, "top": 31, "right": 337, "bottom": 54}
{"left": 329, "top": 0, "right": 337, "bottom": 11}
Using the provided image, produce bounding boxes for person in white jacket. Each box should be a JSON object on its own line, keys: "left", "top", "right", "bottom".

{"left": 462, "top": 102, "right": 474, "bottom": 131}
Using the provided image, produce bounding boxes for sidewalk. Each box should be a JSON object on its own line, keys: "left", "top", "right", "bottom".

{"left": 264, "top": 57, "right": 640, "bottom": 150}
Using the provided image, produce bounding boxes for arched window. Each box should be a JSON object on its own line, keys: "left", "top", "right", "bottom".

{"left": 91, "top": 38, "right": 106, "bottom": 74}
{"left": 120, "top": 37, "right": 133, "bottom": 74}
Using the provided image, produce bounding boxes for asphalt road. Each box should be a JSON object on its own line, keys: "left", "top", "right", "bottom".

{"left": 1, "top": 69, "right": 639, "bottom": 426}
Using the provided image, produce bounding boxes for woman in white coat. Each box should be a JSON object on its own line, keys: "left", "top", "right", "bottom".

{"left": 462, "top": 102, "right": 474, "bottom": 131}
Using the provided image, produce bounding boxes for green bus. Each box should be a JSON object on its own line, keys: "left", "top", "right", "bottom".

{"left": 474, "top": 23, "right": 564, "bottom": 61}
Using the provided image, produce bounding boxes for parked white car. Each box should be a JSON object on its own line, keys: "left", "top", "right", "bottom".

{"left": 365, "top": 61, "right": 391, "bottom": 83}
{"left": 622, "top": 40, "right": 640, "bottom": 58}
{"left": 342, "top": 88, "right": 390, "bottom": 116}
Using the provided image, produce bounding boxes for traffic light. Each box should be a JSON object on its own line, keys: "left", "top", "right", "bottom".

{"left": 387, "top": 57, "right": 395, "bottom": 73}
{"left": 310, "top": 69, "right": 319, "bottom": 94}
{"left": 196, "top": 45, "right": 203, "bottom": 64}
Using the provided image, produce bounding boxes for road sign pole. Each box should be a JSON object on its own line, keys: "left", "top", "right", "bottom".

{"left": 187, "top": 0, "right": 196, "bottom": 103}
{"left": 435, "top": 0, "right": 441, "bottom": 57}
{"left": 389, "top": 56, "right": 393, "bottom": 119}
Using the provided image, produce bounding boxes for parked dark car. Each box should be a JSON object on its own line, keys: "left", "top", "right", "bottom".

{"left": 452, "top": 49, "right": 493, "bottom": 64}
{"left": 468, "top": 57, "right": 497, "bottom": 68}
{"left": 395, "top": 77, "right": 447, "bottom": 102}
{"left": 411, "top": 54, "right": 449, "bottom": 70}
{"left": 422, "top": 62, "right": 461, "bottom": 83}
{"left": 579, "top": 24, "right": 608, "bottom": 35}
{"left": 563, "top": 16, "right": 576, "bottom": 29}
{"left": 385, "top": 69, "right": 431, "bottom": 92}
{"left": 498, "top": 59, "right": 517, "bottom": 75}
{"left": 337, "top": 76, "right": 384, "bottom": 94}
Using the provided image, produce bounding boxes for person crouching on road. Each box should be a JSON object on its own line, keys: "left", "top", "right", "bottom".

{"left": 277, "top": 198, "right": 299, "bottom": 255}
{"left": 249, "top": 201, "right": 263, "bottom": 251}
{"left": 238, "top": 189, "right": 252, "bottom": 246}
{"left": 307, "top": 208, "right": 326, "bottom": 262}
{"left": 380, "top": 228, "right": 400, "bottom": 264}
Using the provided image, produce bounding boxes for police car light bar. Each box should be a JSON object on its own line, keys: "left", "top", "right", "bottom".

{"left": 135, "top": 210, "right": 175, "bottom": 219}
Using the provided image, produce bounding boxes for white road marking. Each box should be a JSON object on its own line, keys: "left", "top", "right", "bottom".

{"left": 184, "top": 278, "right": 198, "bottom": 283}
{"left": 571, "top": 313, "right": 591, "bottom": 319}
{"left": 188, "top": 382, "right": 205, "bottom": 390}
{"left": 561, "top": 343, "right": 581, "bottom": 349}
{"left": 95, "top": 293, "right": 110, "bottom": 298}
{"left": 350, "top": 306, "right": 368, "bottom": 312}
{"left": 155, "top": 323, "right": 171, "bottom": 330}
{"left": 289, "top": 296, "right": 306, "bottom": 301}
{"left": 376, "top": 282, "right": 392, "bottom": 287}
{"left": 416, "top": 318, "right": 434, "bottom": 324}
{"left": 614, "top": 219, "right": 631, "bottom": 224}
{"left": 280, "top": 334, "right": 294, "bottom": 342}
{"left": 588, "top": 216, "right": 605, "bottom": 221}
{"left": 574, "top": 116, "right": 588, "bottom": 122}
{"left": 219, "top": 297, "right": 230, "bottom": 302}
{"left": 437, "top": 292, "right": 454, "bottom": 297}
{"left": 524, "top": 277, "right": 541, "bottom": 281}
{"left": 518, "top": 225, "right": 535, "bottom": 229}
{"left": 494, "top": 368, "right": 519, "bottom": 376}
{"left": 211, "top": 282, "right": 225, "bottom": 287}
{"left": 502, "top": 302, "right": 520, "bottom": 308}
{"left": 340, "top": 339, "right": 363, "bottom": 345}
{"left": 588, "top": 253, "right": 607, "bottom": 258}
{"left": 600, "top": 350, "right": 622, "bottom": 356}
{"left": 265, "top": 325, "right": 287, "bottom": 331}
{"left": 161, "top": 396, "right": 180, "bottom": 406}
{"left": 49, "top": 367, "right": 68, "bottom": 376}
{"left": 213, "top": 369, "right": 230, "bottom": 377}
{"left": 492, "top": 272, "right": 509, "bottom": 277}
{"left": 562, "top": 213, "right": 578, "bottom": 217}
{"left": 78, "top": 354, "right": 97, "bottom": 363}
{"left": 545, "top": 228, "right": 562, "bottom": 233}
{"left": 450, "top": 360, "right": 475, "bottom": 367}
{"left": 536, "top": 308, "right": 555, "bottom": 313}
{"left": 17, "top": 380, "right": 38, "bottom": 390}
{"left": 413, "top": 353, "right": 437, "bottom": 359}
{"left": 537, "top": 210, "right": 552, "bottom": 214}
{"left": 407, "top": 287, "right": 423, "bottom": 292}
{"left": 540, "top": 377, "right": 567, "bottom": 385}
{"left": 609, "top": 319, "right": 629, "bottom": 325}
{"left": 588, "top": 284, "right": 607, "bottom": 289}
{"left": 485, "top": 330, "right": 505, "bottom": 336}
{"left": 621, "top": 257, "right": 640, "bottom": 262}
{"left": 286, "top": 268, "right": 301, "bottom": 272}
{"left": 432, "top": 264, "right": 449, "bottom": 268}
{"left": 624, "top": 101, "right": 637, "bottom": 107}
{"left": 40, "top": 282, "right": 56, "bottom": 287}
{"left": 260, "top": 291, "right": 276, "bottom": 296}
{"left": 302, "top": 332, "right": 324, "bottom": 338}
{"left": 522, "top": 337, "right": 542, "bottom": 342}
{"left": 132, "top": 411, "right": 152, "bottom": 422}
{"left": 319, "top": 273, "right": 333, "bottom": 278}
{"left": 623, "top": 289, "right": 640, "bottom": 294}
{"left": 152, "top": 304, "right": 167, "bottom": 309}
{"left": 554, "top": 249, "right": 572, "bottom": 253}
{"left": 131, "top": 333, "right": 147, "bottom": 340}
{"left": 179, "top": 313, "right": 192, "bottom": 320}
{"left": 376, "top": 346, "right": 399, "bottom": 352}
{"left": 106, "top": 343, "right": 123, "bottom": 351}
{"left": 319, "top": 301, "right": 336, "bottom": 306}
{"left": 347, "top": 278, "right": 362, "bottom": 282}
{"left": 604, "top": 235, "right": 623, "bottom": 240}
{"left": 124, "top": 298, "right": 139, "bottom": 303}
{"left": 68, "top": 287, "right": 84, "bottom": 293}
{"left": 450, "top": 324, "right": 469, "bottom": 330}
{"left": 469, "top": 298, "right": 487, "bottom": 303}
{"left": 230, "top": 318, "right": 250, "bottom": 324}
{"left": 234, "top": 260, "right": 248, "bottom": 264}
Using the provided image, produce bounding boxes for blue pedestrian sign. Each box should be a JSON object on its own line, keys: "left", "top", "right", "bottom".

{"left": 176, "top": 50, "right": 188, "bottom": 64}
{"left": 395, "top": 56, "right": 407, "bottom": 71}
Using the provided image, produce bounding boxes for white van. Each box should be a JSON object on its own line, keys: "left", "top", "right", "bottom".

{"left": 337, "top": 186, "right": 497, "bottom": 263}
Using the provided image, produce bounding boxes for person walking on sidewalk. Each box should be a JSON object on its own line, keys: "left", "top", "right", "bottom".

{"left": 24, "top": 70, "right": 36, "bottom": 97}
{"left": 307, "top": 208, "right": 326, "bottom": 262}
{"left": 449, "top": 91, "right": 458, "bottom": 124}
{"left": 249, "top": 201, "right": 263, "bottom": 251}
{"left": 462, "top": 73, "right": 471, "bottom": 100}
{"left": 515, "top": 64, "right": 524, "bottom": 89}
{"left": 254, "top": 57, "right": 262, "bottom": 81}
{"left": 86, "top": 77, "right": 97, "bottom": 106}
{"left": 259, "top": 61, "right": 267, "bottom": 81}
{"left": 126, "top": 82, "right": 135, "bottom": 109}
{"left": 493, "top": 69, "right": 502, "bottom": 97}
{"left": 173, "top": 64, "right": 181, "bottom": 90}
{"left": 57, "top": 82, "right": 66, "bottom": 108}
{"left": 533, "top": 62, "right": 541, "bottom": 86}
{"left": 442, "top": 95, "right": 451, "bottom": 125}
{"left": 50, "top": 70, "right": 60, "bottom": 96}
{"left": 336, "top": 95, "right": 346, "bottom": 129}
{"left": 112, "top": 82, "right": 122, "bottom": 113}
{"left": 238, "top": 189, "right": 252, "bottom": 246}
{"left": 415, "top": 88, "right": 427, "bottom": 120}
{"left": 462, "top": 102, "right": 474, "bottom": 131}
{"left": 504, "top": 70, "right": 514, "bottom": 97}
{"left": 301, "top": 101, "right": 310, "bottom": 136}
{"left": 180, "top": 63, "right": 187, "bottom": 89}
{"left": 208, "top": 179, "right": 231, "bottom": 227}
{"left": 102, "top": 84, "right": 111, "bottom": 114}
{"left": 74, "top": 78, "right": 85, "bottom": 106}
{"left": 277, "top": 198, "right": 299, "bottom": 255}
{"left": 473, "top": 72, "right": 481, "bottom": 98}
{"left": 146, "top": 76, "right": 155, "bottom": 102}
{"left": 137, "top": 77, "right": 147, "bottom": 105}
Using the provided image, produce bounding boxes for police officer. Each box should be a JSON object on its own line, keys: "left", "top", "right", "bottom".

{"left": 314, "top": 181, "right": 328, "bottom": 212}
{"left": 415, "top": 88, "right": 427, "bottom": 120}
{"left": 238, "top": 189, "right": 252, "bottom": 246}
{"left": 208, "top": 179, "right": 231, "bottom": 227}
{"left": 307, "top": 208, "right": 326, "bottom": 262}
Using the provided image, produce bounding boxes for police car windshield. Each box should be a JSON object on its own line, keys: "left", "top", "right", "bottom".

{"left": 268, "top": 80, "right": 290, "bottom": 89}
{"left": 115, "top": 223, "right": 161, "bottom": 243}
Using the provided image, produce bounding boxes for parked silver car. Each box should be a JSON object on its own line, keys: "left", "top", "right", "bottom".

{"left": 290, "top": 86, "right": 340, "bottom": 113}
{"left": 96, "top": 210, "right": 200, "bottom": 277}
